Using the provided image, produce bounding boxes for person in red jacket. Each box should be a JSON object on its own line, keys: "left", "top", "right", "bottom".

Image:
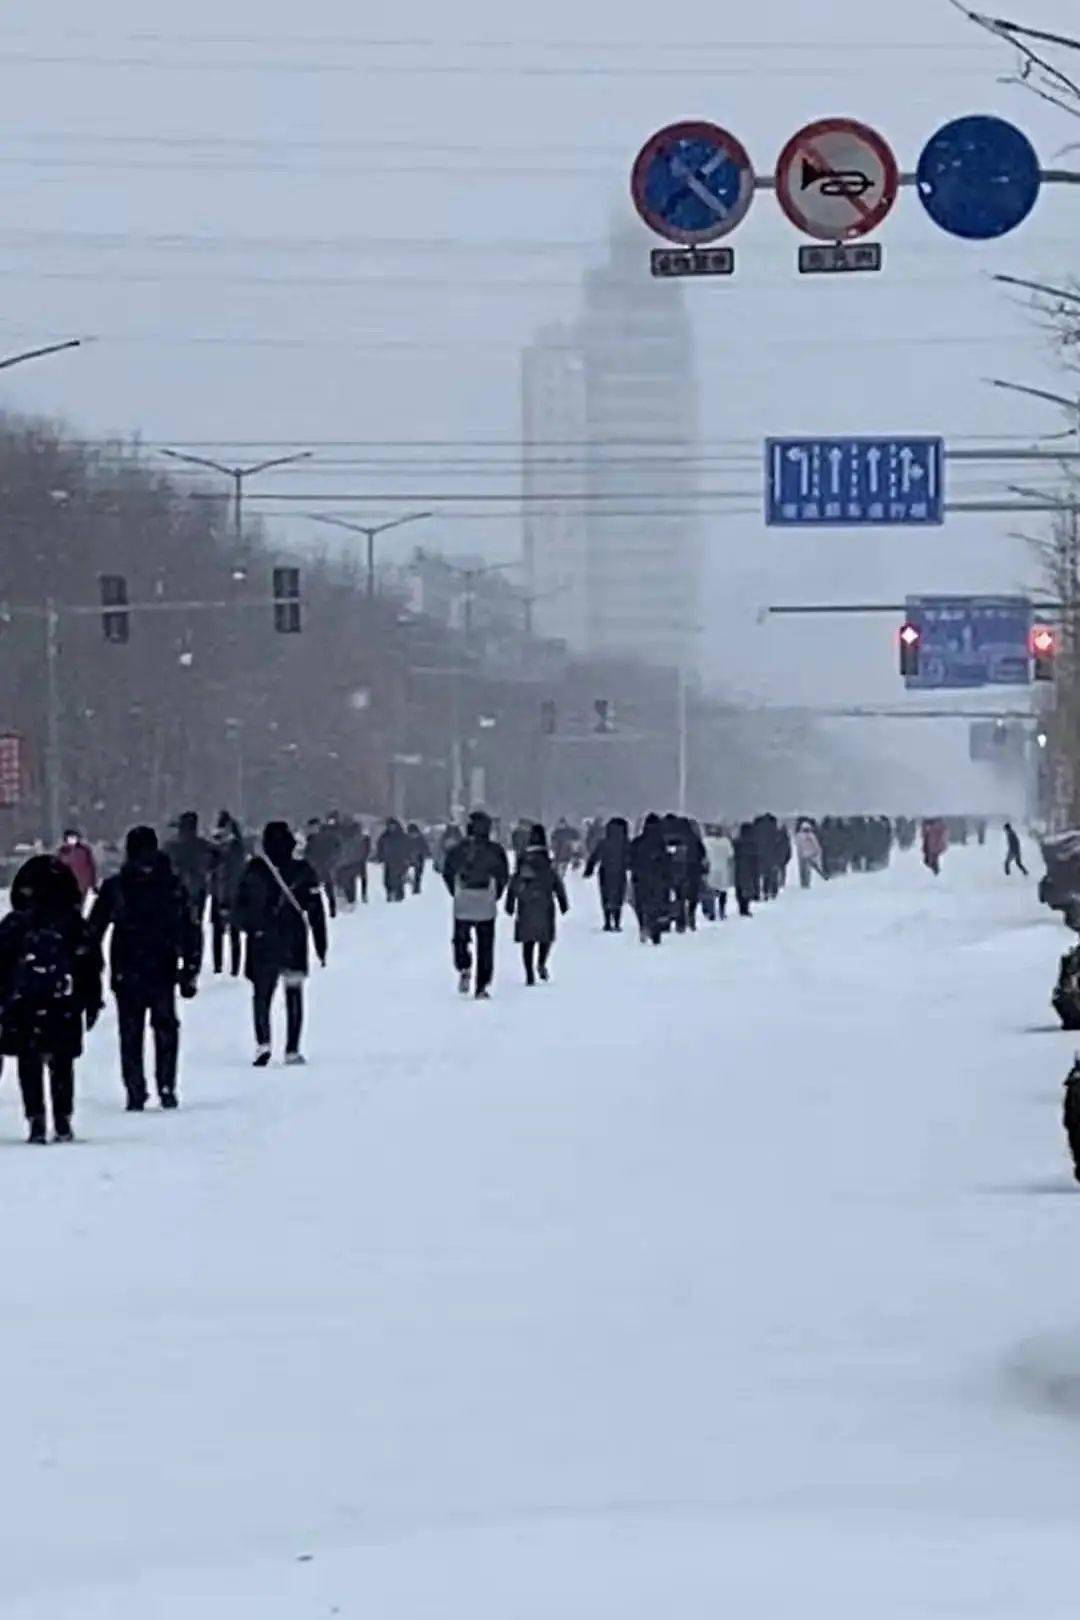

{"left": 58, "top": 828, "right": 98, "bottom": 905}
{"left": 921, "top": 817, "right": 949, "bottom": 877}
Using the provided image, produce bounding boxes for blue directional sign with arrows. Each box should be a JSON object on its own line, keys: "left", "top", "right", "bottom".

{"left": 765, "top": 437, "right": 945, "bottom": 527}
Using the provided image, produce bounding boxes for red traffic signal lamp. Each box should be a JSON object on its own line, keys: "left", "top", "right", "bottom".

{"left": 899, "top": 621, "right": 921, "bottom": 678}
{"left": 1031, "top": 623, "right": 1058, "bottom": 682}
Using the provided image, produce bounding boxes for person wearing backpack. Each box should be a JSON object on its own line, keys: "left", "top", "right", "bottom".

{"left": 235, "top": 821, "right": 328, "bottom": 1066}
{"left": 506, "top": 825, "right": 569, "bottom": 985}
{"left": 442, "top": 809, "right": 510, "bottom": 998}
{"left": 0, "top": 854, "right": 103, "bottom": 1143}
{"left": 89, "top": 826, "right": 201, "bottom": 1111}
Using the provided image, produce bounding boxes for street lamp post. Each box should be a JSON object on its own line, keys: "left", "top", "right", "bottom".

{"left": 305, "top": 511, "right": 433, "bottom": 598}
{"left": 0, "top": 339, "right": 85, "bottom": 373}
{"left": 161, "top": 448, "right": 313, "bottom": 542}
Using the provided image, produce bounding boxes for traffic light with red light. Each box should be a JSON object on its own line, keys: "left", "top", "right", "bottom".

{"left": 899, "top": 621, "right": 921, "bottom": 678}
{"left": 1031, "top": 623, "right": 1057, "bottom": 682}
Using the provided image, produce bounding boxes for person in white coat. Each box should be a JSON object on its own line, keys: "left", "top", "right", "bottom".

{"left": 702, "top": 823, "right": 735, "bottom": 921}
{"left": 795, "top": 821, "right": 825, "bottom": 889}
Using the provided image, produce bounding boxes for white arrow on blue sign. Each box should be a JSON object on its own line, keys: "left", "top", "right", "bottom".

{"left": 765, "top": 437, "right": 945, "bottom": 527}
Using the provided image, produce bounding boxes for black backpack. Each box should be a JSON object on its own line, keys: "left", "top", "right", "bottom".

{"left": 8, "top": 924, "right": 75, "bottom": 1022}
{"left": 456, "top": 840, "right": 494, "bottom": 892}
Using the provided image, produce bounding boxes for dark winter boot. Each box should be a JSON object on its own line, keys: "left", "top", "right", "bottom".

{"left": 126, "top": 1096, "right": 145, "bottom": 1113}
{"left": 27, "top": 1115, "right": 47, "bottom": 1145}
{"left": 253, "top": 1046, "right": 272, "bottom": 1068}
{"left": 458, "top": 970, "right": 471, "bottom": 996}
{"left": 54, "top": 1119, "right": 74, "bottom": 1144}
{"left": 160, "top": 1090, "right": 179, "bottom": 1110}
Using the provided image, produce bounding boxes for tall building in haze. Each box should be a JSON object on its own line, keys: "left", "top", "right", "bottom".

{"left": 522, "top": 223, "right": 702, "bottom": 671}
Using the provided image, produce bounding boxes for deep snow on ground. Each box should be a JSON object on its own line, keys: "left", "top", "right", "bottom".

{"left": 3, "top": 847, "right": 1080, "bottom": 1617}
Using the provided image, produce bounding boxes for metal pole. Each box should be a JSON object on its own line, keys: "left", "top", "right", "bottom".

{"left": 234, "top": 470, "right": 243, "bottom": 544}
{"left": 677, "top": 662, "right": 688, "bottom": 815}
{"left": 44, "top": 599, "right": 61, "bottom": 847}
{"left": 366, "top": 530, "right": 376, "bottom": 600}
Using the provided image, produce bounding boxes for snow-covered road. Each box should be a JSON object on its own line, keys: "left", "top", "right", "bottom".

{"left": 4, "top": 847, "right": 1080, "bottom": 1617}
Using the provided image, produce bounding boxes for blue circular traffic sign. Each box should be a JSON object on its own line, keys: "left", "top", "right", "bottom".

{"left": 917, "top": 115, "right": 1041, "bottom": 240}
{"left": 631, "top": 121, "right": 755, "bottom": 245}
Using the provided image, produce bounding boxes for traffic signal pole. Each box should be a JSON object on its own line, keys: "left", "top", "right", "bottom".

{"left": 7, "top": 584, "right": 302, "bottom": 846}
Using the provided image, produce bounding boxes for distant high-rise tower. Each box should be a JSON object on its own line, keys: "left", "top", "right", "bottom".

{"left": 521, "top": 222, "right": 702, "bottom": 670}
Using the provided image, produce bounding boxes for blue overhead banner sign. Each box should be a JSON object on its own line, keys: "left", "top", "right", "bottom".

{"left": 905, "top": 595, "right": 1032, "bottom": 690}
{"left": 765, "top": 437, "right": 945, "bottom": 527}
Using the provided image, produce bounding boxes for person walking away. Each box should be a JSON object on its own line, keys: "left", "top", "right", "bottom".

{"left": 89, "top": 826, "right": 200, "bottom": 1111}
{"left": 406, "top": 822, "right": 431, "bottom": 894}
{"left": 210, "top": 812, "right": 247, "bottom": 973}
{"left": 1004, "top": 821, "right": 1029, "bottom": 877}
{"left": 437, "top": 822, "right": 463, "bottom": 875}
{"left": 335, "top": 816, "right": 370, "bottom": 908}
{"left": 629, "top": 814, "right": 673, "bottom": 945}
{"left": 164, "top": 812, "right": 215, "bottom": 967}
{"left": 236, "top": 821, "right": 328, "bottom": 1067}
{"left": 584, "top": 816, "right": 631, "bottom": 931}
{"left": 703, "top": 824, "right": 735, "bottom": 919}
{"left": 57, "top": 827, "right": 98, "bottom": 909}
{"left": 921, "top": 817, "right": 949, "bottom": 877}
{"left": 551, "top": 817, "right": 578, "bottom": 879}
{"left": 506, "top": 824, "right": 569, "bottom": 985}
{"left": 303, "top": 816, "right": 341, "bottom": 921}
{"left": 377, "top": 817, "right": 411, "bottom": 902}
{"left": 734, "top": 823, "right": 759, "bottom": 917}
{"left": 442, "top": 809, "right": 510, "bottom": 998}
{"left": 0, "top": 855, "right": 102, "bottom": 1142}
{"left": 795, "top": 821, "right": 825, "bottom": 890}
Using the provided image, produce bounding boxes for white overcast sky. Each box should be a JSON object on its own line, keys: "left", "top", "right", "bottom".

{"left": 0, "top": 0, "right": 1077, "bottom": 740}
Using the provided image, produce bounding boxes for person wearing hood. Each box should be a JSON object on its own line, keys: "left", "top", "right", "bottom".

{"left": 442, "top": 809, "right": 510, "bottom": 998}
{"left": 377, "top": 817, "right": 412, "bottom": 903}
{"left": 0, "top": 854, "right": 102, "bottom": 1142}
{"left": 89, "top": 826, "right": 201, "bottom": 1111}
{"left": 210, "top": 812, "right": 247, "bottom": 974}
{"left": 794, "top": 820, "right": 825, "bottom": 890}
{"left": 629, "top": 814, "right": 673, "bottom": 945}
{"left": 506, "top": 824, "right": 569, "bottom": 985}
{"left": 584, "top": 816, "right": 631, "bottom": 931}
{"left": 236, "top": 821, "right": 328, "bottom": 1066}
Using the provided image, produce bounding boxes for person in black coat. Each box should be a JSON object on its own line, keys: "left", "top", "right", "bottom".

{"left": 0, "top": 855, "right": 102, "bottom": 1142}
{"left": 376, "top": 817, "right": 411, "bottom": 903}
{"left": 164, "top": 810, "right": 216, "bottom": 923}
{"left": 584, "top": 816, "right": 631, "bottom": 931}
{"left": 89, "top": 825, "right": 201, "bottom": 1111}
{"left": 734, "top": 823, "right": 759, "bottom": 918}
{"left": 304, "top": 816, "right": 341, "bottom": 920}
{"left": 406, "top": 822, "right": 431, "bottom": 894}
{"left": 210, "top": 812, "right": 248, "bottom": 973}
{"left": 443, "top": 810, "right": 510, "bottom": 998}
{"left": 629, "top": 814, "right": 673, "bottom": 945}
{"left": 506, "top": 824, "right": 569, "bottom": 985}
{"left": 335, "top": 816, "right": 371, "bottom": 908}
{"left": 236, "top": 821, "right": 328, "bottom": 1066}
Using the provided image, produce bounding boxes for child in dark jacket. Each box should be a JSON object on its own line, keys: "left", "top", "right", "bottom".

{"left": 506, "top": 825, "right": 569, "bottom": 986}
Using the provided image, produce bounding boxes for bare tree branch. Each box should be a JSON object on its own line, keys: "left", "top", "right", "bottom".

{"left": 949, "top": 0, "right": 1080, "bottom": 114}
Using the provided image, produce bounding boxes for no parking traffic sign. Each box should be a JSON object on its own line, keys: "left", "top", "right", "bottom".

{"left": 631, "top": 120, "right": 755, "bottom": 246}
{"left": 775, "top": 118, "right": 899, "bottom": 242}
